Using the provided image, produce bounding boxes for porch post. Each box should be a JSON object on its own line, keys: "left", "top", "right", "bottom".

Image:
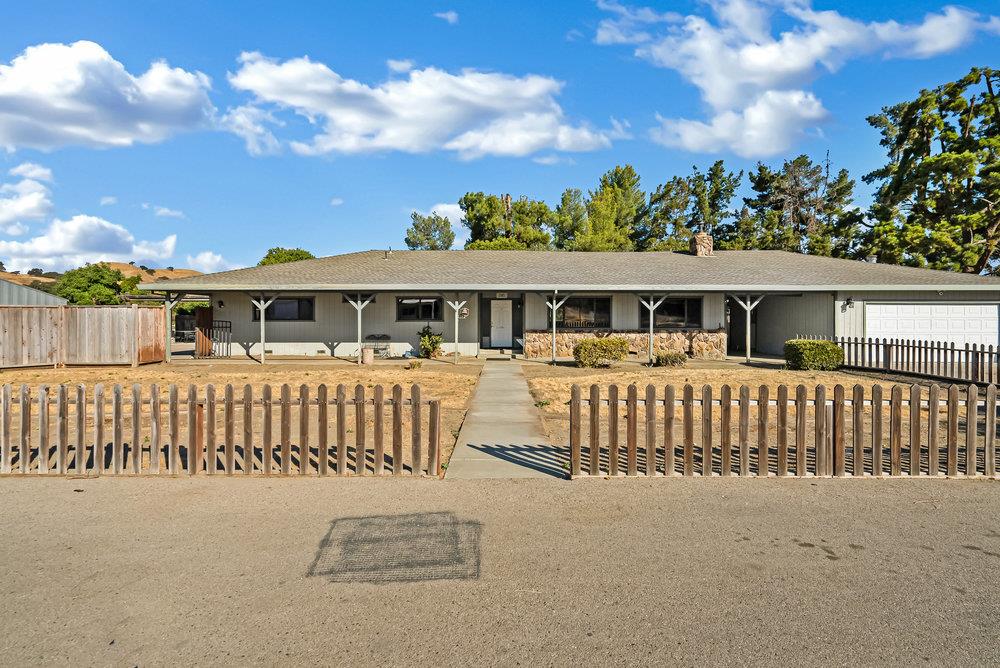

{"left": 251, "top": 294, "right": 278, "bottom": 364}
{"left": 639, "top": 294, "right": 667, "bottom": 365}
{"left": 346, "top": 294, "right": 373, "bottom": 365}
{"left": 163, "top": 292, "right": 183, "bottom": 363}
{"left": 729, "top": 294, "right": 765, "bottom": 364}
{"left": 446, "top": 296, "right": 468, "bottom": 365}
{"left": 545, "top": 291, "right": 570, "bottom": 364}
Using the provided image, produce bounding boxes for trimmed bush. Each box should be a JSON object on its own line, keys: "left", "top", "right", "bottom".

{"left": 653, "top": 351, "right": 687, "bottom": 367}
{"left": 573, "top": 336, "right": 629, "bottom": 368}
{"left": 418, "top": 325, "right": 443, "bottom": 358}
{"left": 784, "top": 339, "right": 843, "bottom": 370}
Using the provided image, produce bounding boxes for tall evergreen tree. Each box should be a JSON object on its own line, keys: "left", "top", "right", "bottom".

{"left": 458, "top": 192, "right": 552, "bottom": 249}
{"left": 689, "top": 160, "right": 742, "bottom": 240}
{"left": 863, "top": 67, "right": 1000, "bottom": 273}
{"left": 641, "top": 176, "right": 692, "bottom": 250}
{"left": 551, "top": 188, "right": 587, "bottom": 250}
{"left": 404, "top": 211, "right": 455, "bottom": 250}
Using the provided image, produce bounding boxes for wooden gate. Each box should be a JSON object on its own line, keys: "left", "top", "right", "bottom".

{"left": 0, "top": 305, "right": 165, "bottom": 369}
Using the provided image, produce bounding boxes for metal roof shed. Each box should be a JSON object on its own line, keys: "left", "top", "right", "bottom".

{"left": 0, "top": 278, "right": 67, "bottom": 306}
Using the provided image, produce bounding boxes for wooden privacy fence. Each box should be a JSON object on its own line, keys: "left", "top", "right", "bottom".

{"left": 798, "top": 335, "right": 998, "bottom": 384}
{"left": 0, "top": 383, "right": 441, "bottom": 477}
{"left": 569, "top": 383, "right": 999, "bottom": 478}
{"left": 0, "top": 305, "right": 165, "bottom": 369}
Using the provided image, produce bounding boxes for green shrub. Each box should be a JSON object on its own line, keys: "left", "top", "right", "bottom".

{"left": 406, "top": 360, "right": 423, "bottom": 370}
{"left": 573, "top": 336, "right": 629, "bottom": 368}
{"left": 653, "top": 351, "right": 687, "bottom": 367}
{"left": 784, "top": 339, "right": 844, "bottom": 370}
{"left": 418, "top": 325, "right": 443, "bottom": 358}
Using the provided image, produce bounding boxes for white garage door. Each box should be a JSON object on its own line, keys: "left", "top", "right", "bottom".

{"left": 865, "top": 303, "right": 1000, "bottom": 346}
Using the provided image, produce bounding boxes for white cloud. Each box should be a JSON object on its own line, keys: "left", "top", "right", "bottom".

{"left": 594, "top": 0, "right": 680, "bottom": 45}
{"left": 0, "top": 214, "right": 175, "bottom": 271}
{"left": 0, "top": 40, "right": 214, "bottom": 151}
{"left": 650, "top": 90, "right": 828, "bottom": 157}
{"left": 434, "top": 10, "right": 458, "bottom": 25}
{"left": 597, "top": 0, "right": 1000, "bottom": 156}
{"left": 154, "top": 206, "right": 185, "bottom": 219}
{"left": 0, "top": 166, "right": 53, "bottom": 230}
{"left": 220, "top": 104, "right": 281, "bottom": 156}
{"left": 387, "top": 58, "right": 415, "bottom": 73}
{"left": 532, "top": 154, "right": 576, "bottom": 165}
{"left": 329, "top": 197, "right": 344, "bottom": 206}
{"left": 143, "top": 202, "right": 185, "bottom": 218}
{"left": 227, "top": 52, "right": 616, "bottom": 160}
{"left": 9, "top": 162, "right": 52, "bottom": 181}
{"left": 99, "top": 195, "right": 117, "bottom": 206}
{"left": 186, "top": 250, "right": 238, "bottom": 273}
{"left": 0, "top": 221, "right": 27, "bottom": 236}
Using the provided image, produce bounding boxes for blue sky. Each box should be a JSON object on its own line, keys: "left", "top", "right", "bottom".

{"left": 0, "top": 0, "right": 997, "bottom": 272}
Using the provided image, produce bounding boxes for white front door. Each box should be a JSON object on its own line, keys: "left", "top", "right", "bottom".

{"left": 865, "top": 302, "right": 1000, "bottom": 347}
{"left": 490, "top": 300, "right": 513, "bottom": 348}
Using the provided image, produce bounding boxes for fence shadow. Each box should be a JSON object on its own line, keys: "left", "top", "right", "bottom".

{"left": 466, "top": 443, "right": 569, "bottom": 478}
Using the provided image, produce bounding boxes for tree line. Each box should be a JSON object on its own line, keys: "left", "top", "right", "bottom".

{"left": 405, "top": 66, "right": 999, "bottom": 275}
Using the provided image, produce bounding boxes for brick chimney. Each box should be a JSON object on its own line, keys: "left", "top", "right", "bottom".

{"left": 690, "top": 232, "right": 714, "bottom": 257}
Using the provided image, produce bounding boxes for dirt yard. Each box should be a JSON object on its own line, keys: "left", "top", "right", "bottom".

{"left": 523, "top": 358, "right": 914, "bottom": 420}
{"left": 520, "top": 359, "right": 987, "bottom": 476}
{"left": 0, "top": 358, "right": 484, "bottom": 469}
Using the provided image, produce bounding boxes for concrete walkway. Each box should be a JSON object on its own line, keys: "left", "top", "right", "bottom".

{"left": 447, "top": 361, "right": 565, "bottom": 479}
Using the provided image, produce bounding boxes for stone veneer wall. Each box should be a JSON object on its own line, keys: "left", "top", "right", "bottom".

{"left": 523, "top": 329, "right": 727, "bottom": 360}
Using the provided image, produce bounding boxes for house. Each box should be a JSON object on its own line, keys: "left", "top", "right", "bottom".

{"left": 141, "top": 241, "right": 1000, "bottom": 361}
{"left": 0, "top": 278, "right": 67, "bottom": 306}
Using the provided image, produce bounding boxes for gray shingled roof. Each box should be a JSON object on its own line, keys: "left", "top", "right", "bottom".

{"left": 140, "top": 249, "right": 1000, "bottom": 292}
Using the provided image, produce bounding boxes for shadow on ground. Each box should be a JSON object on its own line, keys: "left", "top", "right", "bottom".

{"left": 466, "top": 444, "right": 570, "bottom": 478}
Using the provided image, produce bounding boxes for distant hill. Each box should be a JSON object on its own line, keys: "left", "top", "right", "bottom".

{"left": 104, "top": 263, "right": 202, "bottom": 282}
{"left": 0, "top": 263, "right": 202, "bottom": 288}
{"left": 0, "top": 271, "right": 55, "bottom": 287}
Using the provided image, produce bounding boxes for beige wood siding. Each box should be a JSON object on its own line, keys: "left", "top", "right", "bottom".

{"left": 754, "top": 293, "right": 835, "bottom": 355}
{"left": 212, "top": 291, "right": 480, "bottom": 357}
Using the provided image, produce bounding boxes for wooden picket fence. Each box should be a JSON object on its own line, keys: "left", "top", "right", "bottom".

{"left": 0, "top": 383, "right": 441, "bottom": 477}
{"left": 568, "top": 383, "right": 999, "bottom": 478}
{"left": 797, "top": 335, "right": 998, "bottom": 384}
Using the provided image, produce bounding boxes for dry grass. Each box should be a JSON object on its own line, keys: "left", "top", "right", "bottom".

{"left": 0, "top": 359, "right": 484, "bottom": 468}
{"left": 523, "top": 359, "right": 907, "bottom": 423}
{"left": 0, "top": 271, "right": 55, "bottom": 287}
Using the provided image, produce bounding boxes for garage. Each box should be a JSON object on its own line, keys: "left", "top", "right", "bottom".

{"left": 864, "top": 302, "right": 1000, "bottom": 346}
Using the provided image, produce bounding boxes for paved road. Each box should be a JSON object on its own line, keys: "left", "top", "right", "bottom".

{"left": 2, "top": 477, "right": 1000, "bottom": 666}
{"left": 447, "top": 361, "right": 557, "bottom": 478}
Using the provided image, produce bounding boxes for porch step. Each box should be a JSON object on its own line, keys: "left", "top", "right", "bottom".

{"left": 478, "top": 349, "right": 512, "bottom": 360}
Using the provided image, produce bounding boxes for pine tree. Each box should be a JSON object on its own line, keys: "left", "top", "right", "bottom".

{"left": 689, "top": 160, "right": 742, "bottom": 239}
{"left": 404, "top": 211, "right": 455, "bottom": 250}
{"left": 642, "top": 176, "right": 692, "bottom": 251}
{"left": 551, "top": 188, "right": 587, "bottom": 250}
{"left": 863, "top": 66, "right": 1000, "bottom": 273}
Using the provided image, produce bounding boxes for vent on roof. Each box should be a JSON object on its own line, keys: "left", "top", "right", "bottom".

{"left": 384, "top": 248, "right": 393, "bottom": 260}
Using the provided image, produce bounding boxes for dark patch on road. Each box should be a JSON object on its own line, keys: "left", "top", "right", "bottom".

{"left": 309, "top": 512, "right": 481, "bottom": 583}
{"left": 962, "top": 544, "right": 1000, "bottom": 559}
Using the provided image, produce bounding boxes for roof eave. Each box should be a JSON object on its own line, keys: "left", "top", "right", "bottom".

{"left": 138, "top": 282, "right": 1000, "bottom": 293}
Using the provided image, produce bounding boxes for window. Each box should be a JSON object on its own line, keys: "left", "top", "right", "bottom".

{"left": 396, "top": 297, "right": 443, "bottom": 321}
{"left": 550, "top": 297, "right": 612, "bottom": 329}
{"left": 639, "top": 297, "right": 702, "bottom": 329}
{"left": 341, "top": 293, "right": 375, "bottom": 304}
{"left": 252, "top": 298, "right": 314, "bottom": 321}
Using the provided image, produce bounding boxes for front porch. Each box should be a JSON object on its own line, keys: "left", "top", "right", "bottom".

{"left": 159, "top": 288, "right": 795, "bottom": 365}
